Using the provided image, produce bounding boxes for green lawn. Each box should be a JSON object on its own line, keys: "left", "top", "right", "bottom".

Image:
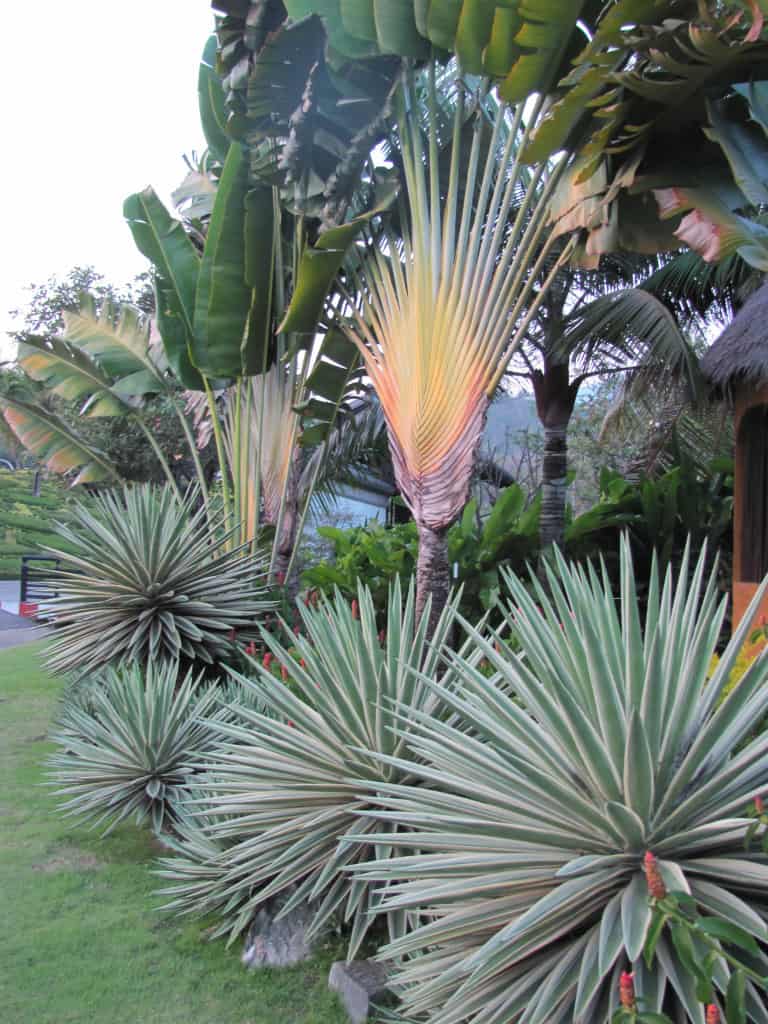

{"left": 0, "top": 642, "right": 349, "bottom": 1024}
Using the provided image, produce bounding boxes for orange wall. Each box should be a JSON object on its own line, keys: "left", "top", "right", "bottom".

{"left": 732, "top": 385, "right": 768, "bottom": 633}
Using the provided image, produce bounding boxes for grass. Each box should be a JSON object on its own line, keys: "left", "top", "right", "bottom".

{"left": 0, "top": 641, "right": 350, "bottom": 1024}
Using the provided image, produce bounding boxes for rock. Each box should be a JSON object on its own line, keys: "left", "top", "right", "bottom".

{"left": 241, "top": 897, "right": 318, "bottom": 969}
{"left": 328, "top": 959, "right": 390, "bottom": 1024}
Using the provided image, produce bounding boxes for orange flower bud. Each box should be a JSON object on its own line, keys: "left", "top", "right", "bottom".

{"left": 706, "top": 1005, "right": 720, "bottom": 1024}
{"left": 643, "top": 851, "right": 667, "bottom": 900}
{"left": 263, "top": 652, "right": 273, "bottom": 670}
{"left": 619, "top": 972, "right": 636, "bottom": 1010}
{"left": 299, "top": 658, "right": 306, "bottom": 669}
{"left": 351, "top": 598, "right": 359, "bottom": 620}
{"left": 280, "top": 663, "right": 288, "bottom": 682}
{"left": 756, "top": 795, "right": 765, "bottom": 815}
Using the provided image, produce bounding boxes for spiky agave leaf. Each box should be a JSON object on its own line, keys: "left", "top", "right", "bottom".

{"left": 155, "top": 578, "right": 478, "bottom": 958}
{"left": 47, "top": 661, "right": 222, "bottom": 836}
{"left": 349, "top": 539, "right": 768, "bottom": 1023}
{"left": 44, "top": 484, "right": 272, "bottom": 675}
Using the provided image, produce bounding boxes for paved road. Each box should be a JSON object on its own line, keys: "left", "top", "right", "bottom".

{"left": 0, "top": 581, "right": 52, "bottom": 650}
{"left": 0, "top": 579, "right": 20, "bottom": 614}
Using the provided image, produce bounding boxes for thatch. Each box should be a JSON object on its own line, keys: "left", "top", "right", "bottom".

{"left": 701, "top": 281, "right": 768, "bottom": 391}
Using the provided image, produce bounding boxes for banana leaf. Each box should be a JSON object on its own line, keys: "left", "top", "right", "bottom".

{"left": 192, "top": 143, "right": 253, "bottom": 378}
{"left": 0, "top": 393, "right": 120, "bottom": 485}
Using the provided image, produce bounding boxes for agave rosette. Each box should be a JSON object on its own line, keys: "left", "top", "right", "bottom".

{"left": 47, "top": 661, "right": 221, "bottom": 835}
{"left": 155, "top": 578, "right": 476, "bottom": 956}
{"left": 350, "top": 540, "right": 768, "bottom": 1023}
{"left": 45, "top": 484, "right": 271, "bottom": 674}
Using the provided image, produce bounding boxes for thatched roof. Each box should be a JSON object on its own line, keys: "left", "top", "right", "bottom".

{"left": 701, "top": 281, "right": 768, "bottom": 391}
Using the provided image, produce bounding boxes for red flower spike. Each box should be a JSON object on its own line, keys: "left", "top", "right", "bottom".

{"left": 756, "top": 795, "right": 765, "bottom": 815}
{"left": 245, "top": 642, "right": 256, "bottom": 657}
{"left": 280, "top": 663, "right": 288, "bottom": 682}
{"left": 287, "top": 719, "right": 295, "bottom": 728}
{"left": 706, "top": 1005, "right": 720, "bottom": 1024}
{"left": 643, "top": 851, "right": 667, "bottom": 900}
{"left": 619, "top": 972, "right": 636, "bottom": 1010}
{"left": 351, "top": 599, "right": 359, "bottom": 620}
{"left": 263, "top": 652, "right": 274, "bottom": 670}
{"left": 299, "top": 658, "right": 306, "bottom": 669}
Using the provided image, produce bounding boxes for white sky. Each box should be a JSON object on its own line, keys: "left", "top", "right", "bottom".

{"left": 0, "top": 1, "right": 215, "bottom": 356}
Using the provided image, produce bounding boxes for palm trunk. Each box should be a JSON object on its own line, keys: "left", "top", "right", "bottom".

{"left": 532, "top": 358, "right": 579, "bottom": 552}
{"left": 540, "top": 423, "right": 570, "bottom": 549}
{"left": 415, "top": 522, "right": 451, "bottom": 637}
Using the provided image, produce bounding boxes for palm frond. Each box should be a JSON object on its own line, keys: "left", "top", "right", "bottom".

{"left": 335, "top": 66, "right": 577, "bottom": 532}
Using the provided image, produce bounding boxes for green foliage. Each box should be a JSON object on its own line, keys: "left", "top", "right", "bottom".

{"left": 47, "top": 662, "right": 220, "bottom": 835}
{"left": 349, "top": 540, "right": 768, "bottom": 1023}
{"left": 155, "top": 579, "right": 468, "bottom": 958}
{"left": 44, "top": 484, "right": 272, "bottom": 675}
{"left": 637, "top": 878, "right": 766, "bottom": 1024}
{"left": 0, "top": 470, "right": 83, "bottom": 576}
{"left": 302, "top": 484, "right": 540, "bottom": 620}
{"left": 566, "top": 458, "right": 734, "bottom": 587}
{"left": 303, "top": 461, "right": 732, "bottom": 625}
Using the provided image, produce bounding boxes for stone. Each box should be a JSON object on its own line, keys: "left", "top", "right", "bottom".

{"left": 328, "top": 959, "right": 390, "bottom": 1024}
{"left": 241, "top": 897, "right": 318, "bottom": 969}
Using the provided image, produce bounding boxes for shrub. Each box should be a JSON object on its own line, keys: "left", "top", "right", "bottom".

{"left": 350, "top": 540, "right": 768, "bottom": 1023}
{"left": 47, "top": 661, "right": 221, "bottom": 835}
{"left": 155, "top": 579, "right": 471, "bottom": 957}
{"left": 44, "top": 484, "right": 271, "bottom": 674}
{"left": 302, "top": 484, "right": 539, "bottom": 622}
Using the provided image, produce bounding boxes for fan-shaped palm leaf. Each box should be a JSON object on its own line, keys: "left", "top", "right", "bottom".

{"left": 321, "top": 66, "right": 577, "bottom": 625}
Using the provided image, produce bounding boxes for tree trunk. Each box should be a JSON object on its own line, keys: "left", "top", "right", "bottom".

{"left": 415, "top": 522, "right": 451, "bottom": 637}
{"left": 540, "top": 423, "right": 570, "bottom": 549}
{"left": 532, "top": 359, "right": 579, "bottom": 552}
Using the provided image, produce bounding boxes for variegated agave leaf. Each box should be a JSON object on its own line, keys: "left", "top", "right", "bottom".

{"left": 47, "top": 661, "right": 222, "bottom": 836}
{"left": 44, "top": 484, "right": 272, "bottom": 675}
{"left": 349, "top": 538, "right": 768, "bottom": 1023}
{"left": 154, "top": 578, "right": 481, "bottom": 958}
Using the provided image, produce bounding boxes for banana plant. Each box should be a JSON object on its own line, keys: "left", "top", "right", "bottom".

{"left": 0, "top": 384, "right": 120, "bottom": 486}
{"left": 283, "top": 65, "right": 581, "bottom": 629}
{"left": 7, "top": 301, "right": 202, "bottom": 496}
{"left": 283, "top": 0, "right": 590, "bottom": 104}
{"left": 651, "top": 83, "right": 768, "bottom": 272}
{"left": 536, "top": 5, "right": 768, "bottom": 264}
{"left": 214, "top": 7, "right": 401, "bottom": 223}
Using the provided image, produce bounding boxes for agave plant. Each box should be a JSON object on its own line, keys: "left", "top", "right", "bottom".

{"left": 45, "top": 484, "right": 271, "bottom": 675}
{"left": 155, "top": 578, "right": 471, "bottom": 957}
{"left": 349, "top": 540, "right": 768, "bottom": 1023}
{"left": 47, "top": 661, "right": 221, "bottom": 835}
